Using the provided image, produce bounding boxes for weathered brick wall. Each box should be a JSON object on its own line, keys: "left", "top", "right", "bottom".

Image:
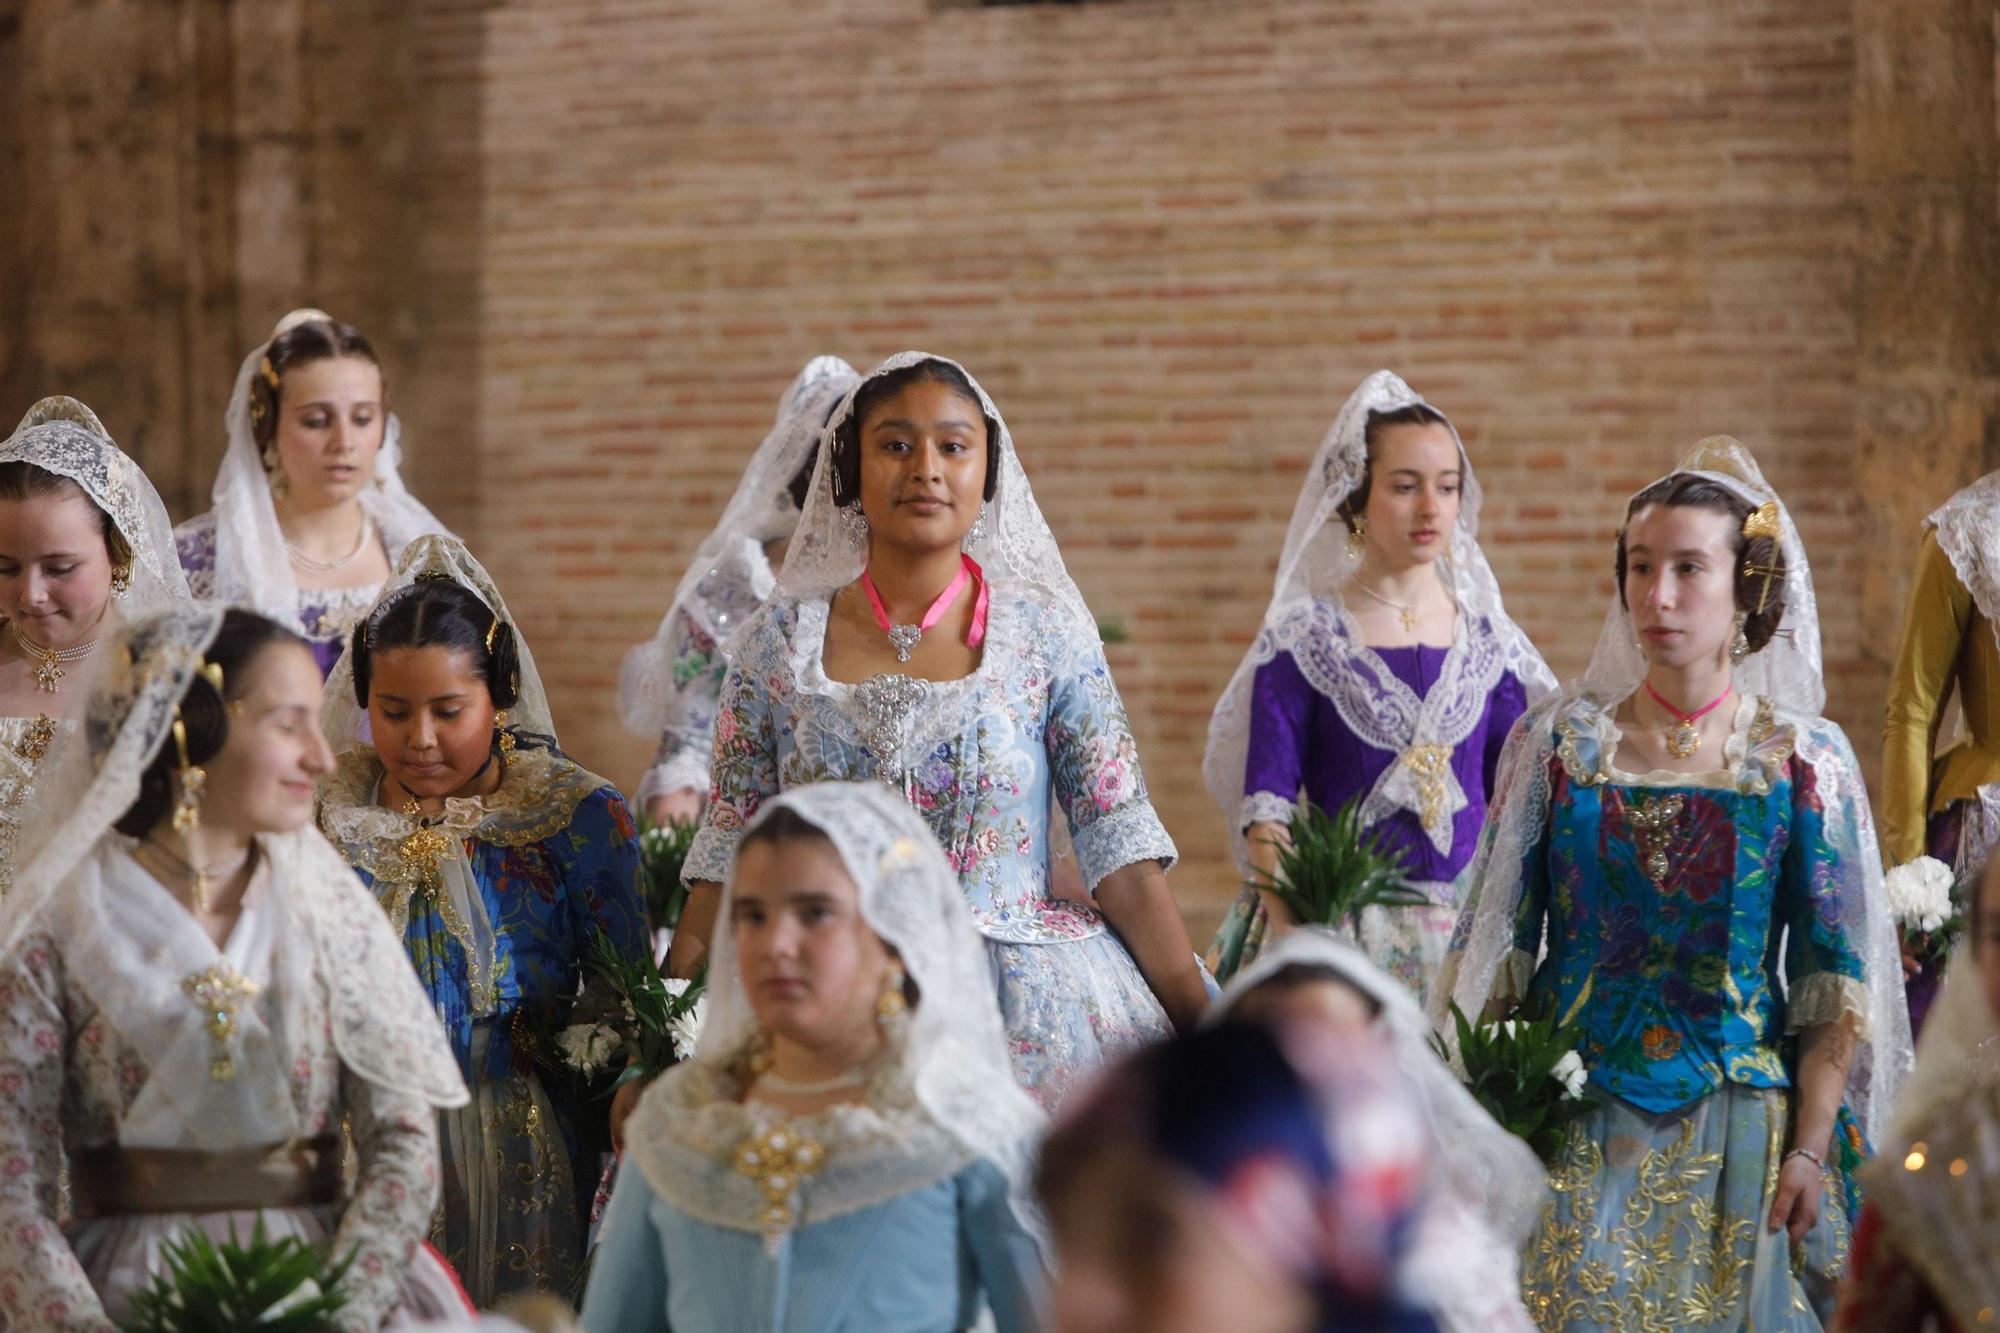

{"left": 450, "top": 0, "right": 1867, "bottom": 920}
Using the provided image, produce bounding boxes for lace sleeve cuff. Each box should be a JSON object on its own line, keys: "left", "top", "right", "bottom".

{"left": 1490, "top": 948, "right": 1539, "bottom": 1009}
{"left": 1786, "top": 971, "right": 1871, "bottom": 1040}
{"left": 683, "top": 820, "right": 741, "bottom": 885}
{"left": 1074, "top": 801, "right": 1178, "bottom": 890}
{"left": 1239, "top": 790, "right": 1298, "bottom": 833}
{"left": 637, "top": 751, "right": 711, "bottom": 807}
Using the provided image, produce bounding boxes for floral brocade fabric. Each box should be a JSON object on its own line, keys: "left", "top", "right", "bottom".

{"left": 1505, "top": 697, "right": 1870, "bottom": 1115}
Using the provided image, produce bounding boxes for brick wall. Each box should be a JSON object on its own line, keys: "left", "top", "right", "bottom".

{"left": 439, "top": 0, "right": 1864, "bottom": 922}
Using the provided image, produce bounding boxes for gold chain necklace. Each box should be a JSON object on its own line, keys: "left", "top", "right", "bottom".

{"left": 1354, "top": 581, "right": 1421, "bottom": 633}
{"left": 11, "top": 623, "right": 95, "bottom": 694}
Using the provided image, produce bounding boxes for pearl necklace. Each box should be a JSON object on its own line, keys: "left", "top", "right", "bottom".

{"left": 12, "top": 624, "right": 96, "bottom": 695}
{"left": 284, "top": 511, "right": 374, "bottom": 574}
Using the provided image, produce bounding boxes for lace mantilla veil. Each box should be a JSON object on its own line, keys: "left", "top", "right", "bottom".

{"left": 617, "top": 356, "right": 860, "bottom": 739}
{"left": 1925, "top": 472, "right": 2000, "bottom": 653}
{"left": 777, "top": 350, "right": 1092, "bottom": 622}
{"left": 1431, "top": 437, "right": 1912, "bottom": 1138}
{"left": 0, "top": 396, "right": 190, "bottom": 615}
{"left": 628, "top": 782, "right": 1047, "bottom": 1241}
{"left": 322, "top": 534, "right": 557, "bottom": 752}
{"left": 1204, "top": 926, "right": 1546, "bottom": 1245}
{"left": 1201, "top": 370, "right": 1555, "bottom": 870}
{"left": 0, "top": 605, "right": 465, "bottom": 1109}
{"left": 208, "top": 309, "right": 453, "bottom": 627}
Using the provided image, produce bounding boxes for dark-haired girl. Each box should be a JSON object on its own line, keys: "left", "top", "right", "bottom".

{"left": 176, "top": 309, "right": 455, "bottom": 676}
{"left": 619, "top": 356, "right": 859, "bottom": 828}
{"left": 0, "top": 396, "right": 190, "bottom": 886}
{"left": 1433, "top": 439, "right": 1912, "bottom": 1330}
{"left": 315, "top": 535, "right": 648, "bottom": 1306}
{"left": 673, "top": 352, "right": 1209, "bottom": 1111}
{"left": 0, "top": 605, "right": 470, "bottom": 1329}
{"left": 1202, "top": 371, "right": 1553, "bottom": 993}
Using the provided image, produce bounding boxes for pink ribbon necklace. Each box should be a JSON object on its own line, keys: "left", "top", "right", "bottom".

{"left": 1642, "top": 679, "right": 1732, "bottom": 760}
{"left": 860, "top": 554, "right": 989, "bottom": 663}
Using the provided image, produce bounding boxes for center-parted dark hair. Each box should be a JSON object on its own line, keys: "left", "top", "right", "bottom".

{"left": 249, "top": 317, "right": 383, "bottom": 460}
{"left": 114, "top": 610, "right": 309, "bottom": 837}
{"left": 1336, "top": 403, "right": 1452, "bottom": 535}
{"left": 349, "top": 578, "right": 520, "bottom": 711}
{"left": 0, "top": 464, "right": 134, "bottom": 572}
{"left": 1614, "top": 474, "right": 1789, "bottom": 653}
{"left": 827, "top": 360, "right": 1001, "bottom": 509}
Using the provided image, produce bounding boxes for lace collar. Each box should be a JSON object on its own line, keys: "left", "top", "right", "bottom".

{"left": 317, "top": 742, "right": 607, "bottom": 884}
{"left": 626, "top": 1051, "right": 980, "bottom": 1250}
{"left": 1554, "top": 692, "right": 1796, "bottom": 794}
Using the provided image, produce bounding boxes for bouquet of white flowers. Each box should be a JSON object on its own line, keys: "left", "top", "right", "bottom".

{"left": 1885, "top": 855, "right": 1961, "bottom": 966}
{"left": 554, "top": 934, "right": 708, "bottom": 1090}
{"left": 1434, "top": 979, "right": 1597, "bottom": 1165}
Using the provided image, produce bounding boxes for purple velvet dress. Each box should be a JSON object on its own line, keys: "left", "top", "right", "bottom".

{"left": 1208, "top": 625, "right": 1527, "bottom": 998}
{"left": 173, "top": 512, "right": 381, "bottom": 678}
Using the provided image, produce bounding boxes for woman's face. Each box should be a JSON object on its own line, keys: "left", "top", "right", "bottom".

{"left": 854, "top": 379, "right": 988, "bottom": 558}
{"left": 1622, "top": 503, "right": 1739, "bottom": 672}
{"left": 1358, "top": 422, "right": 1460, "bottom": 571}
{"left": 0, "top": 485, "right": 116, "bottom": 651}
{"left": 366, "top": 645, "right": 497, "bottom": 799}
{"left": 269, "top": 356, "right": 386, "bottom": 509}
{"left": 730, "top": 835, "right": 895, "bottom": 1056}
{"left": 201, "top": 641, "right": 335, "bottom": 837}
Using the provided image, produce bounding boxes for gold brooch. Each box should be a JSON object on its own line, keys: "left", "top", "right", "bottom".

{"left": 732, "top": 1123, "right": 828, "bottom": 1247}
{"left": 181, "top": 963, "right": 262, "bottom": 1081}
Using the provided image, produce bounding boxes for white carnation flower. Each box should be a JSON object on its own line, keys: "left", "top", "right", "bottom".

{"left": 668, "top": 993, "right": 708, "bottom": 1062}
{"left": 1886, "top": 856, "right": 1954, "bottom": 934}
{"left": 557, "top": 1022, "right": 619, "bottom": 1076}
{"left": 1551, "top": 1050, "right": 1588, "bottom": 1101}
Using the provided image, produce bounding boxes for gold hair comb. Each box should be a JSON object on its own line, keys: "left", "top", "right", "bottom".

{"left": 1742, "top": 502, "right": 1780, "bottom": 541}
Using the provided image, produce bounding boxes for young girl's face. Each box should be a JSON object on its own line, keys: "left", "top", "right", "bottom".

{"left": 0, "top": 486, "right": 116, "bottom": 651}
{"left": 854, "top": 378, "right": 988, "bottom": 556}
{"left": 269, "top": 355, "right": 386, "bottom": 509}
{"left": 1357, "top": 422, "right": 1460, "bottom": 571}
{"left": 1622, "top": 503, "right": 1740, "bottom": 672}
{"left": 366, "top": 645, "right": 497, "bottom": 799}
{"left": 729, "top": 836, "right": 896, "bottom": 1054}
{"left": 200, "top": 640, "right": 335, "bottom": 836}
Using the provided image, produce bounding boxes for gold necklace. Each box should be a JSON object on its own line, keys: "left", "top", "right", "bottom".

{"left": 1355, "top": 581, "right": 1421, "bottom": 633}
{"left": 139, "top": 836, "right": 255, "bottom": 914}
{"left": 11, "top": 624, "right": 96, "bottom": 694}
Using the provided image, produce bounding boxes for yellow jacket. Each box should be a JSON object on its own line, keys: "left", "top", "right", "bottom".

{"left": 1881, "top": 528, "right": 2000, "bottom": 865}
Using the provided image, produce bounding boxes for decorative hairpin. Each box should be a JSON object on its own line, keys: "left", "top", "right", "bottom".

{"left": 258, "top": 356, "right": 281, "bottom": 391}
{"left": 1741, "top": 502, "right": 1783, "bottom": 615}
{"left": 485, "top": 614, "right": 502, "bottom": 653}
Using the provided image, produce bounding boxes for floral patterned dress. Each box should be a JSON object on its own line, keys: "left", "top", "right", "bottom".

{"left": 0, "top": 835, "right": 466, "bottom": 1332}
{"left": 636, "top": 539, "right": 771, "bottom": 807}
{"left": 317, "top": 741, "right": 650, "bottom": 1307}
{"left": 1495, "top": 694, "right": 1872, "bottom": 1331}
{"left": 685, "top": 582, "right": 1181, "bottom": 1108}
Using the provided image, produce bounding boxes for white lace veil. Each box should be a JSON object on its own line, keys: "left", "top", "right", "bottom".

{"left": 1, "top": 396, "right": 190, "bottom": 615}
{"left": 1201, "top": 370, "right": 1555, "bottom": 868}
{"left": 688, "top": 781, "right": 1045, "bottom": 1215}
{"left": 321, "top": 534, "right": 556, "bottom": 753}
{"left": 1432, "top": 437, "right": 1912, "bottom": 1137}
{"left": 0, "top": 604, "right": 466, "bottom": 1107}
{"left": 776, "top": 351, "right": 1090, "bottom": 622}
{"left": 1203, "top": 926, "right": 1547, "bottom": 1245}
{"left": 1925, "top": 472, "right": 2000, "bottom": 650}
{"left": 209, "top": 309, "right": 453, "bottom": 623}
{"left": 618, "top": 356, "right": 860, "bottom": 739}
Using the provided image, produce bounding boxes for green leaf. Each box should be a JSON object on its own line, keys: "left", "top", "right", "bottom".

{"left": 119, "top": 1218, "right": 353, "bottom": 1332}
{"left": 1251, "top": 797, "right": 1428, "bottom": 931}
{"left": 637, "top": 816, "right": 700, "bottom": 931}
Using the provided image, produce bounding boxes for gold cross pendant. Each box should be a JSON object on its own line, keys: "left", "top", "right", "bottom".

{"left": 31, "top": 653, "right": 62, "bottom": 693}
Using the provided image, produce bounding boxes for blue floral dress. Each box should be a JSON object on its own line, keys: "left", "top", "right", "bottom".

{"left": 317, "top": 741, "right": 650, "bottom": 1306}
{"left": 1497, "top": 694, "right": 1871, "bottom": 1331}
{"left": 685, "top": 583, "right": 1181, "bottom": 1108}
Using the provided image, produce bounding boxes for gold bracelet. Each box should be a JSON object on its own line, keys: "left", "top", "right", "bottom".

{"left": 1783, "top": 1146, "right": 1825, "bottom": 1170}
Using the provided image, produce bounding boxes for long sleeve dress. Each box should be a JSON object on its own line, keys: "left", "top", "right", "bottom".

{"left": 578, "top": 1062, "right": 1043, "bottom": 1333}
{"left": 1209, "top": 600, "right": 1530, "bottom": 996}
{"left": 0, "top": 834, "right": 468, "bottom": 1332}
{"left": 316, "top": 741, "right": 650, "bottom": 1306}
{"left": 1497, "top": 695, "right": 1874, "bottom": 1331}
{"left": 685, "top": 582, "right": 1182, "bottom": 1109}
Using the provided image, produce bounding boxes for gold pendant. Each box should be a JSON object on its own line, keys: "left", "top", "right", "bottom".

{"left": 1399, "top": 607, "right": 1417, "bottom": 633}
{"left": 1665, "top": 719, "right": 1700, "bottom": 759}
{"left": 181, "top": 963, "right": 262, "bottom": 1082}
{"left": 31, "top": 652, "right": 61, "bottom": 694}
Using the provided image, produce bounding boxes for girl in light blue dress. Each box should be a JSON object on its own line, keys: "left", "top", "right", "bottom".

{"left": 583, "top": 782, "right": 1045, "bottom": 1332}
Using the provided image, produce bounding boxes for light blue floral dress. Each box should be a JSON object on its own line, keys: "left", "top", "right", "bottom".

{"left": 685, "top": 582, "right": 1179, "bottom": 1107}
